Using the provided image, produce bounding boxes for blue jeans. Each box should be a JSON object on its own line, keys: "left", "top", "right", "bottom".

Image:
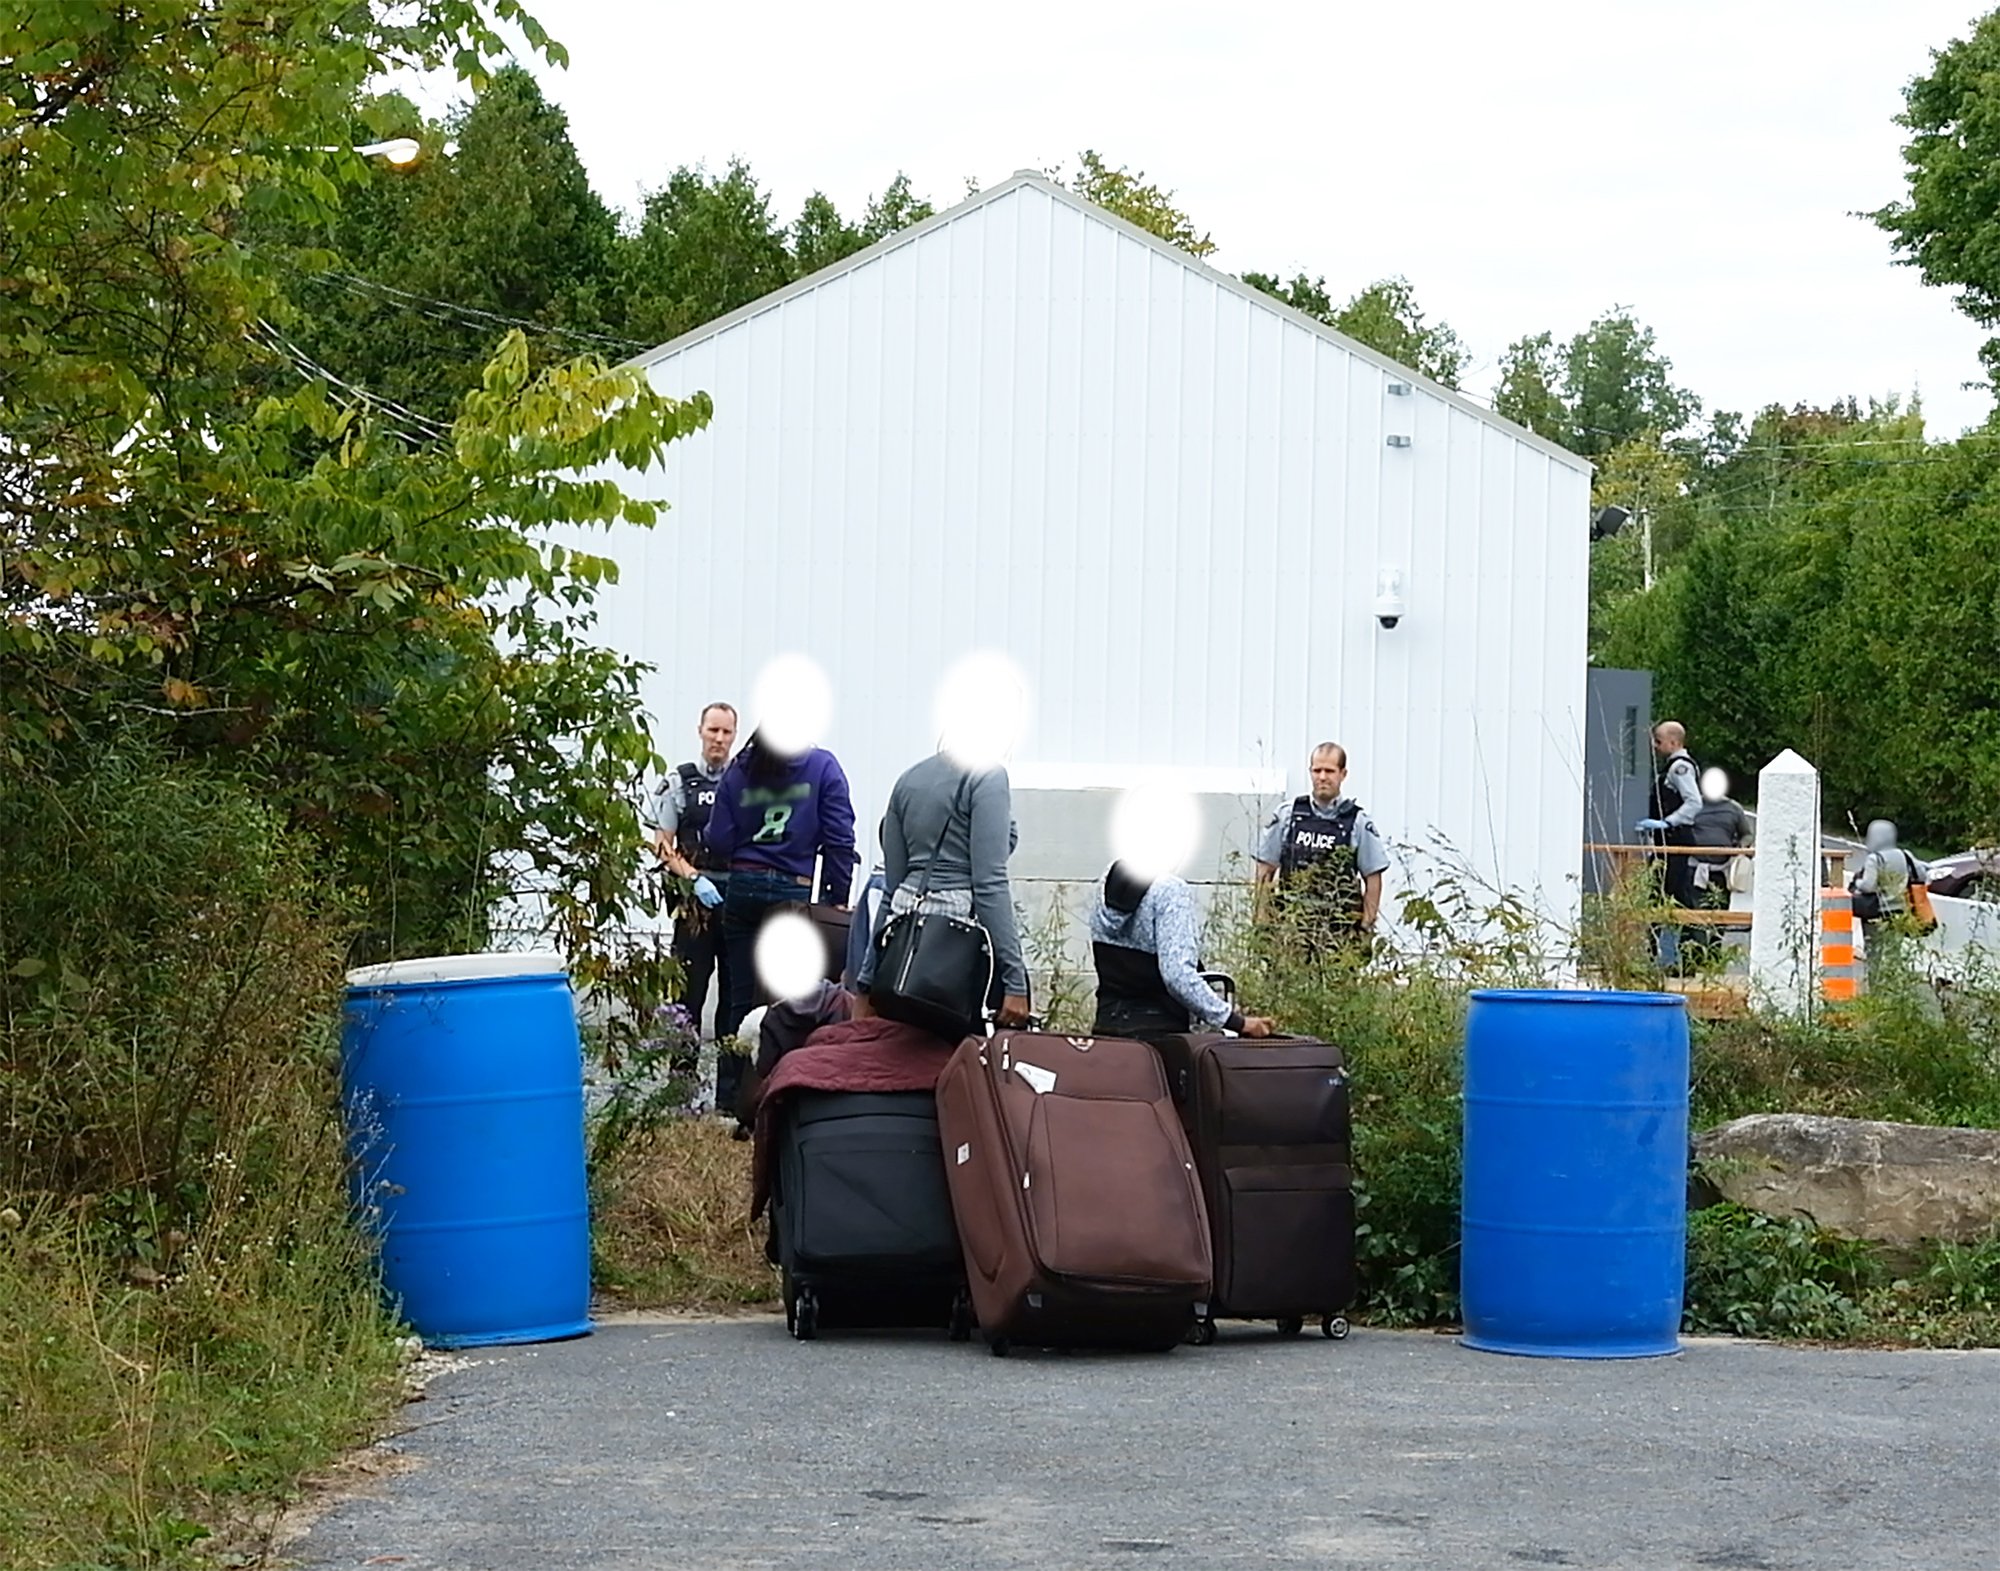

{"left": 717, "top": 870, "right": 811, "bottom": 1113}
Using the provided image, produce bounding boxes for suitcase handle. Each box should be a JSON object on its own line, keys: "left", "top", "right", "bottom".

{"left": 1201, "top": 970, "right": 1236, "bottom": 1003}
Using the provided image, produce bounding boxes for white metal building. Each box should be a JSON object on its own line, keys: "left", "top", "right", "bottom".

{"left": 564, "top": 171, "right": 1594, "bottom": 952}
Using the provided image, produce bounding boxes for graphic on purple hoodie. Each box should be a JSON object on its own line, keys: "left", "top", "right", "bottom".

{"left": 706, "top": 744, "right": 858, "bottom": 903}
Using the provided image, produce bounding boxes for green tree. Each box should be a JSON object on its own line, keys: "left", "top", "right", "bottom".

{"left": 1062, "top": 149, "right": 1216, "bottom": 257}
{"left": 1, "top": 0, "right": 709, "bottom": 962}
{"left": 792, "top": 190, "right": 861, "bottom": 276}
{"left": 1594, "top": 401, "right": 2000, "bottom": 844}
{"left": 1872, "top": 10, "right": 2000, "bottom": 379}
{"left": 857, "top": 173, "right": 935, "bottom": 244}
{"left": 619, "top": 159, "right": 794, "bottom": 345}
{"left": 288, "top": 66, "right": 626, "bottom": 423}
{"left": 791, "top": 174, "right": 937, "bottom": 277}
{"left": 1244, "top": 272, "right": 1468, "bottom": 387}
{"left": 1563, "top": 310, "right": 1701, "bottom": 456}
{"left": 1242, "top": 270, "right": 1337, "bottom": 321}
{"left": 1494, "top": 331, "right": 1569, "bottom": 442}
{"left": 1587, "top": 434, "right": 1692, "bottom": 641}
{"left": 1492, "top": 312, "right": 1699, "bottom": 456}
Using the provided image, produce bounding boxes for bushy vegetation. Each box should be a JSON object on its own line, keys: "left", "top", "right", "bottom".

{"left": 0, "top": 749, "right": 403, "bottom": 1568}
{"left": 1217, "top": 878, "right": 2000, "bottom": 1343}
{"left": 1, "top": 4, "right": 707, "bottom": 1562}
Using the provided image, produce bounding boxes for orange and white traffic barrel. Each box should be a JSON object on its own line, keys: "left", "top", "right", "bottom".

{"left": 1819, "top": 887, "right": 1858, "bottom": 1003}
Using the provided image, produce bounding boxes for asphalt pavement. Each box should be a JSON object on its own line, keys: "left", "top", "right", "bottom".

{"left": 291, "top": 1316, "right": 2000, "bottom": 1571}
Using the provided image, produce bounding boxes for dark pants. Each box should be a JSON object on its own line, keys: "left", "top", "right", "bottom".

{"left": 670, "top": 894, "right": 731, "bottom": 1079}
{"left": 1649, "top": 850, "right": 1699, "bottom": 969}
{"left": 1092, "top": 996, "right": 1190, "bottom": 1046}
{"left": 718, "top": 870, "right": 811, "bottom": 1113}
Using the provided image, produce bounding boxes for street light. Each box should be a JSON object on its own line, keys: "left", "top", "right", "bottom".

{"left": 352, "top": 137, "right": 423, "bottom": 167}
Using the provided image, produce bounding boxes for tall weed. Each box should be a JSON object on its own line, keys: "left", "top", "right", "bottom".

{"left": 0, "top": 747, "right": 402, "bottom": 1567}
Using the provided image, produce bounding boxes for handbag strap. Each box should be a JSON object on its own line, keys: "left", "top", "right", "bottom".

{"left": 913, "top": 768, "right": 974, "bottom": 902}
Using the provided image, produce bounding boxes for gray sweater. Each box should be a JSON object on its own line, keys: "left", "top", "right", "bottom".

{"left": 881, "top": 753, "right": 1027, "bottom": 996}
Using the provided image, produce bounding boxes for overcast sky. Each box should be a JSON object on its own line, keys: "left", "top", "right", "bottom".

{"left": 404, "top": 0, "right": 1996, "bottom": 437}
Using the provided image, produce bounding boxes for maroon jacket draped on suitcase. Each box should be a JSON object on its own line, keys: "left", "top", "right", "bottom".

{"left": 749, "top": 1016, "right": 957, "bottom": 1220}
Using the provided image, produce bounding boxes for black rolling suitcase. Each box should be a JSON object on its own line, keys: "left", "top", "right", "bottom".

{"left": 771, "top": 1090, "right": 973, "bottom": 1342}
{"left": 1151, "top": 1031, "right": 1356, "bottom": 1344}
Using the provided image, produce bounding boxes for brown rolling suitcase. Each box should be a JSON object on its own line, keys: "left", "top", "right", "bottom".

{"left": 935, "top": 1030, "right": 1212, "bottom": 1355}
{"left": 805, "top": 905, "right": 853, "bottom": 983}
{"left": 1151, "top": 1033, "right": 1355, "bottom": 1344}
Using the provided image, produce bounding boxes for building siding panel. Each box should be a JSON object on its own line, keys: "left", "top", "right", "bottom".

{"left": 553, "top": 181, "right": 1589, "bottom": 927}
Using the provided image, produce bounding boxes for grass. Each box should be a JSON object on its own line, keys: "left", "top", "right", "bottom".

{"left": 590, "top": 1119, "right": 778, "bottom": 1311}
{"left": 0, "top": 750, "right": 409, "bottom": 1568}
{"left": 0, "top": 1115, "right": 404, "bottom": 1570}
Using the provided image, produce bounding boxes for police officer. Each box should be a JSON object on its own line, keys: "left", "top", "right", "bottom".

{"left": 1253, "top": 742, "right": 1391, "bottom": 948}
{"left": 649, "top": 702, "right": 738, "bottom": 1087}
{"left": 1636, "top": 720, "right": 1702, "bottom": 964}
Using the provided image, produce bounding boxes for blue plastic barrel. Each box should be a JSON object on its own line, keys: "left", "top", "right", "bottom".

{"left": 1460, "top": 988, "right": 1689, "bottom": 1359}
{"left": 341, "top": 952, "right": 592, "bottom": 1349}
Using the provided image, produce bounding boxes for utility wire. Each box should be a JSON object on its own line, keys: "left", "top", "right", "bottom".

{"left": 251, "top": 319, "right": 452, "bottom": 445}
{"left": 299, "top": 266, "right": 650, "bottom": 354}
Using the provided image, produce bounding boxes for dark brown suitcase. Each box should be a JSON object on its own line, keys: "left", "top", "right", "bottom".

{"left": 1151, "top": 1034, "right": 1355, "bottom": 1343}
{"left": 805, "top": 905, "right": 853, "bottom": 983}
{"left": 935, "top": 1030, "right": 1212, "bottom": 1355}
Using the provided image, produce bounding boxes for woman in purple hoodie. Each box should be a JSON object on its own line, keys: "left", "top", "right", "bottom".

{"left": 704, "top": 730, "right": 858, "bottom": 1112}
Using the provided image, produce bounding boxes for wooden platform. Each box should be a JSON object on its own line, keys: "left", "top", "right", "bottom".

{"left": 1662, "top": 975, "right": 1750, "bottom": 1020}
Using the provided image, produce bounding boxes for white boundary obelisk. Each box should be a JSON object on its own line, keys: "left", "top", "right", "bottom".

{"left": 1748, "top": 749, "right": 1821, "bottom": 1018}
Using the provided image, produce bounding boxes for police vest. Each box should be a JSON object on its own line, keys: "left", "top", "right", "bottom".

{"left": 1276, "top": 796, "right": 1364, "bottom": 921}
{"left": 1278, "top": 797, "right": 1360, "bottom": 875}
{"left": 676, "top": 762, "right": 725, "bottom": 871}
{"left": 1652, "top": 750, "right": 1698, "bottom": 847}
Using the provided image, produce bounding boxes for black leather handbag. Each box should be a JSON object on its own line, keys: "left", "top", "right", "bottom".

{"left": 871, "top": 776, "right": 995, "bottom": 1041}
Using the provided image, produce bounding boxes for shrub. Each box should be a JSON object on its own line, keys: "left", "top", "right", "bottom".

{"left": 0, "top": 746, "right": 401, "bottom": 1566}
{"left": 1214, "top": 864, "right": 2000, "bottom": 1341}
{"left": 1684, "top": 1205, "right": 1875, "bottom": 1340}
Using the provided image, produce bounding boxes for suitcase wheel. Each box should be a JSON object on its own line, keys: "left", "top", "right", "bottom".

{"left": 948, "top": 1291, "right": 974, "bottom": 1343}
{"left": 988, "top": 1336, "right": 1011, "bottom": 1358}
{"left": 1186, "top": 1317, "right": 1218, "bottom": 1347}
{"left": 1321, "top": 1315, "right": 1350, "bottom": 1341}
{"left": 790, "top": 1287, "right": 820, "bottom": 1342}
{"left": 1276, "top": 1317, "right": 1305, "bottom": 1339}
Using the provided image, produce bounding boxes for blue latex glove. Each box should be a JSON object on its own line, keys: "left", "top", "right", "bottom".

{"left": 693, "top": 875, "right": 723, "bottom": 909}
{"left": 1635, "top": 818, "right": 1669, "bottom": 834}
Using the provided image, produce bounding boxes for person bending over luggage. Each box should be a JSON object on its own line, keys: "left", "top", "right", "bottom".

{"left": 856, "top": 750, "right": 1032, "bottom": 1028}
{"left": 1092, "top": 861, "right": 1274, "bottom": 1042}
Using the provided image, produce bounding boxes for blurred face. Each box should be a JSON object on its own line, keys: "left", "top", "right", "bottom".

{"left": 698, "top": 706, "right": 737, "bottom": 767}
{"left": 1309, "top": 750, "right": 1347, "bottom": 805}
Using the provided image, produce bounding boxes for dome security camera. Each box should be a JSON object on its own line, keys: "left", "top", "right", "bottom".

{"left": 1373, "top": 566, "right": 1407, "bottom": 631}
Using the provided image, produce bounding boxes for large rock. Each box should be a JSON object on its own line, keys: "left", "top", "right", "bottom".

{"left": 1695, "top": 1113, "right": 2000, "bottom": 1247}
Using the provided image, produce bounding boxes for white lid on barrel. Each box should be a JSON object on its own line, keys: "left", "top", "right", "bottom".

{"left": 344, "top": 950, "right": 569, "bottom": 989}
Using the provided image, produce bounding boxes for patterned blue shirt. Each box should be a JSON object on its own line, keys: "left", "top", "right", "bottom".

{"left": 1090, "top": 875, "right": 1234, "bottom": 1028}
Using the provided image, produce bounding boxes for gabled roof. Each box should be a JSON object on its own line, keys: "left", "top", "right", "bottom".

{"left": 625, "top": 171, "right": 1591, "bottom": 476}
